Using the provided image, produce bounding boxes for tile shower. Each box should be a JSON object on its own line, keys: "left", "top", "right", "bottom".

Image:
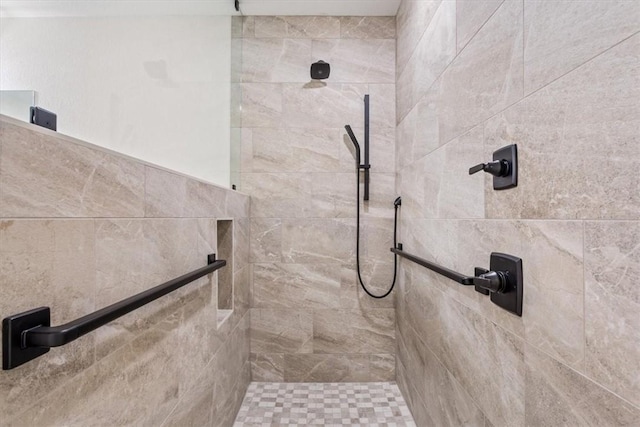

{"left": 0, "top": 2, "right": 639, "bottom": 427}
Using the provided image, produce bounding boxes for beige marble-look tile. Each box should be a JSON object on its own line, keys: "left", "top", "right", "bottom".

{"left": 340, "top": 16, "right": 396, "bottom": 39}
{"left": 585, "top": 221, "right": 640, "bottom": 407}
{"left": 421, "top": 125, "right": 484, "bottom": 219}
{"left": 397, "top": 322, "right": 486, "bottom": 427}
{"left": 281, "top": 218, "right": 356, "bottom": 264}
{"left": 9, "top": 326, "right": 181, "bottom": 427}
{"left": 0, "top": 219, "right": 96, "bottom": 420}
{"left": 396, "top": 0, "right": 456, "bottom": 121}
{"left": 369, "top": 84, "right": 396, "bottom": 129}
{"left": 370, "top": 354, "right": 396, "bottom": 381}
{"left": 419, "top": 287, "right": 525, "bottom": 426}
{"left": 183, "top": 180, "right": 227, "bottom": 218}
{"left": 94, "top": 219, "right": 145, "bottom": 360}
{"left": 281, "top": 83, "right": 367, "bottom": 129}
{"left": 437, "top": 0, "right": 523, "bottom": 145}
{"left": 241, "top": 83, "right": 283, "bottom": 128}
{"left": 283, "top": 354, "right": 370, "bottom": 382}
{"left": 242, "top": 38, "right": 311, "bottom": 83}
{"left": 250, "top": 308, "right": 313, "bottom": 354}
{"left": 242, "top": 173, "right": 312, "bottom": 218}
{"left": 457, "top": 0, "right": 505, "bottom": 52}
{"left": 234, "top": 217, "right": 250, "bottom": 272}
{"left": 525, "top": 343, "right": 640, "bottom": 426}
{"left": 524, "top": 0, "right": 640, "bottom": 95}
{"left": 226, "top": 190, "right": 250, "bottom": 219}
{"left": 250, "top": 218, "right": 282, "bottom": 263}
{"left": 252, "top": 263, "right": 342, "bottom": 308}
{"left": 311, "top": 39, "right": 395, "bottom": 84}
{"left": 250, "top": 353, "right": 285, "bottom": 381}
{"left": 254, "top": 16, "right": 340, "bottom": 39}
{"left": 485, "top": 34, "right": 640, "bottom": 220}
{"left": 396, "top": 0, "right": 444, "bottom": 76}
{"left": 455, "top": 220, "right": 585, "bottom": 369}
{"left": 0, "top": 121, "right": 145, "bottom": 218}
{"left": 309, "top": 172, "right": 355, "bottom": 218}
{"left": 251, "top": 128, "right": 341, "bottom": 173}
{"left": 313, "top": 308, "right": 395, "bottom": 354}
{"left": 396, "top": 99, "right": 440, "bottom": 171}
{"left": 144, "top": 166, "right": 187, "bottom": 217}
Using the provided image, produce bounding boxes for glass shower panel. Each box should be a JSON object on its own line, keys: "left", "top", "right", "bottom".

{"left": 0, "top": 90, "right": 35, "bottom": 123}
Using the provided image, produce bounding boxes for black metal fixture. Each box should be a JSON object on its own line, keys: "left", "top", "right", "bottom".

{"left": 30, "top": 106, "right": 57, "bottom": 131}
{"left": 234, "top": 0, "right": 240, "bottom": 12}
{"left": 344, "top": 94, "right": 370, "bottom": 201}
{"left": 391, "top": 246, "right": 523, "bottom": 316}
{"left": 469, "top": 144, "right": 518, "bottom": 190}
{"left": 310, "top": 60, "right": 331, "bottom": 80}
{"left": 2, "top": 254, "right": 226, "bottom": 370}
{"left": 344, "top": 95, "right": 399, "bottom": 300}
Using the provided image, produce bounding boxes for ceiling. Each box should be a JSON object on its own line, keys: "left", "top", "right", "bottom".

{"left": 0, "top": 0, "right": 402, "bottom": 18}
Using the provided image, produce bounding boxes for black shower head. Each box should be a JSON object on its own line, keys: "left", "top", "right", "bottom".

{"left": 311, "top": 60, "right": 330, "bottom": 80}
{"left": 344, "top": 125, "right": 361, "bottom": 165}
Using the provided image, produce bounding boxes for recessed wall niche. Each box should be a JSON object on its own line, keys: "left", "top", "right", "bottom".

{"left": 217, "top": 219, "right": 234, "bottom": 326}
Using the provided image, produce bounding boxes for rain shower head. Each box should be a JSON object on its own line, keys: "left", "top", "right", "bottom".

{"left": 344, "top": 125, "right": 361, "bottom": 165}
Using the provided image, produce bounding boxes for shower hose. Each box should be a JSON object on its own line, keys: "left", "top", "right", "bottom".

{"left": 354, "top": 170, "right": 400, "bottom": 299}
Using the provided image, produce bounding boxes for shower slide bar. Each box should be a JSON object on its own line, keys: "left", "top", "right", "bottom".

{"left": 2, "top": 254, "right": 226, "bottom": 370}
{"left": 390, "top": 246, "right": 524, "bottom": 317}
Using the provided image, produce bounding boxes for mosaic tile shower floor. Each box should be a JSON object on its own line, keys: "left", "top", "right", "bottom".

{"left": 234, "top": 382, "right": 416, "bottom": 427}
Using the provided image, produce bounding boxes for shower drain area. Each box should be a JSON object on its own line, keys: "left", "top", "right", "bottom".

{"left": 234, "top": 382, "right": 415, "bottom": 427}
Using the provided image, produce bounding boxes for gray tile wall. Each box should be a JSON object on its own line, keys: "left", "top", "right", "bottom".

{"left": 236, "top": 15, "right": 398, "bottom": 382}
{"left": 0, "top": 117, "right": 251, "bottom": 426}
{"left": 395, "top": 0, "right": 640, "bottom": 426}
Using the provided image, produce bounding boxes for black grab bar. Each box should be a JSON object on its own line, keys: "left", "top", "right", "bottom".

{"left": 390, "top": 247, "right": 475, "bottom": 285}
{"left": 390, "top": 246, "right": 524, "bottom": 317}
{"left": 2, "top": 254, "right": 226, "bottom": 370}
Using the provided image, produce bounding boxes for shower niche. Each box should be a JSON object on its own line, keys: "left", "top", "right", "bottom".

{"left": 216, "top": 219, "right": 234, "bottom": 326}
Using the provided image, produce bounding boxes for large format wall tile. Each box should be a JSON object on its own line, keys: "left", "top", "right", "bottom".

{"left": 485, "top": 34, "right": 640, "bottom": 220}
{"left": 396, "top": 0, "right": 443, "bottom": 76}
{"left": 250, "top": 308, "right": 313, "bottom": 354}
{"left": 311, "top": 39, "right": 396, "bottom": 83}
{"left": 397, "top": 322, "right": 486, "bottom": 427}
{"left": 254, "top": 16, "right": 340, "bottom": 39}
{"left": 525, "top": 344, "right": 640, "bottom": 426}
{"left": 0, "top": 122, "right": 145, "bottom": 218}
{"left": 313, "top": 309, "right": 395, "bottom": 354}
{"left": 241, "top": 83, "right": 283, "bottom": 127}
{"left": 432, "top": 0, "right": 523, "bottom": 145}
{"left": 524, "top": 0, "right": 640, "bottom": 94}
{"left": 396, "top": 0, "right": 456, "bottom": 121}
{"left": 251, "top": 128, "right": 341, "bottom": 172}
{"left": 281, "top": 83, "right": 367, "bottom": 129}
{"left": 283, "top": 354, "right": 382, "bottom": 382}
{"left": 243, "top": 14, "right": 397, "bottom": 382}
{"left": 252, "top": 263, "right": 342, "bottom": 308}
{"left": 281, "top": 218, "right": 356, "bottom": 264}
{"left": 457, "top": 0, "right": 505, "bottom": 52}
{"left": 242, "top": 38, "right": 311, "bottom": 83}
{"left": 585, "top": 221, "right": 640, "bottom": 408}
{"left": 340, "top": 17, "right": 396, "bottom": 39}
{"left": 0, "top": 117, "right": 251, "bottom": 425}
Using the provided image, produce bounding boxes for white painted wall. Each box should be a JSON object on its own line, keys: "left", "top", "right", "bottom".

{"left": 0, "top": 16, "right": 231, "bottom": 186}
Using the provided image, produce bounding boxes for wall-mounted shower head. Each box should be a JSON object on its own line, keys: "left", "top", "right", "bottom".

{"left": 344, "top": 125, "right": 361, "bottom": 166}
{"left": 311, "top": 60, "right": 330, "bottom": 80}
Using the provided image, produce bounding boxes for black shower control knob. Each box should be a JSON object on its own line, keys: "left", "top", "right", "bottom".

{"left": 468, "top": 160, "right": 510, "bottom": 177}
{"left": 473, "top": 271, "right": 507, "bottom": 293}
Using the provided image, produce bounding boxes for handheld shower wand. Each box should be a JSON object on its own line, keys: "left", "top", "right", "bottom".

{"left": 344, "top": 124, "right": 401, "bottom": 299}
